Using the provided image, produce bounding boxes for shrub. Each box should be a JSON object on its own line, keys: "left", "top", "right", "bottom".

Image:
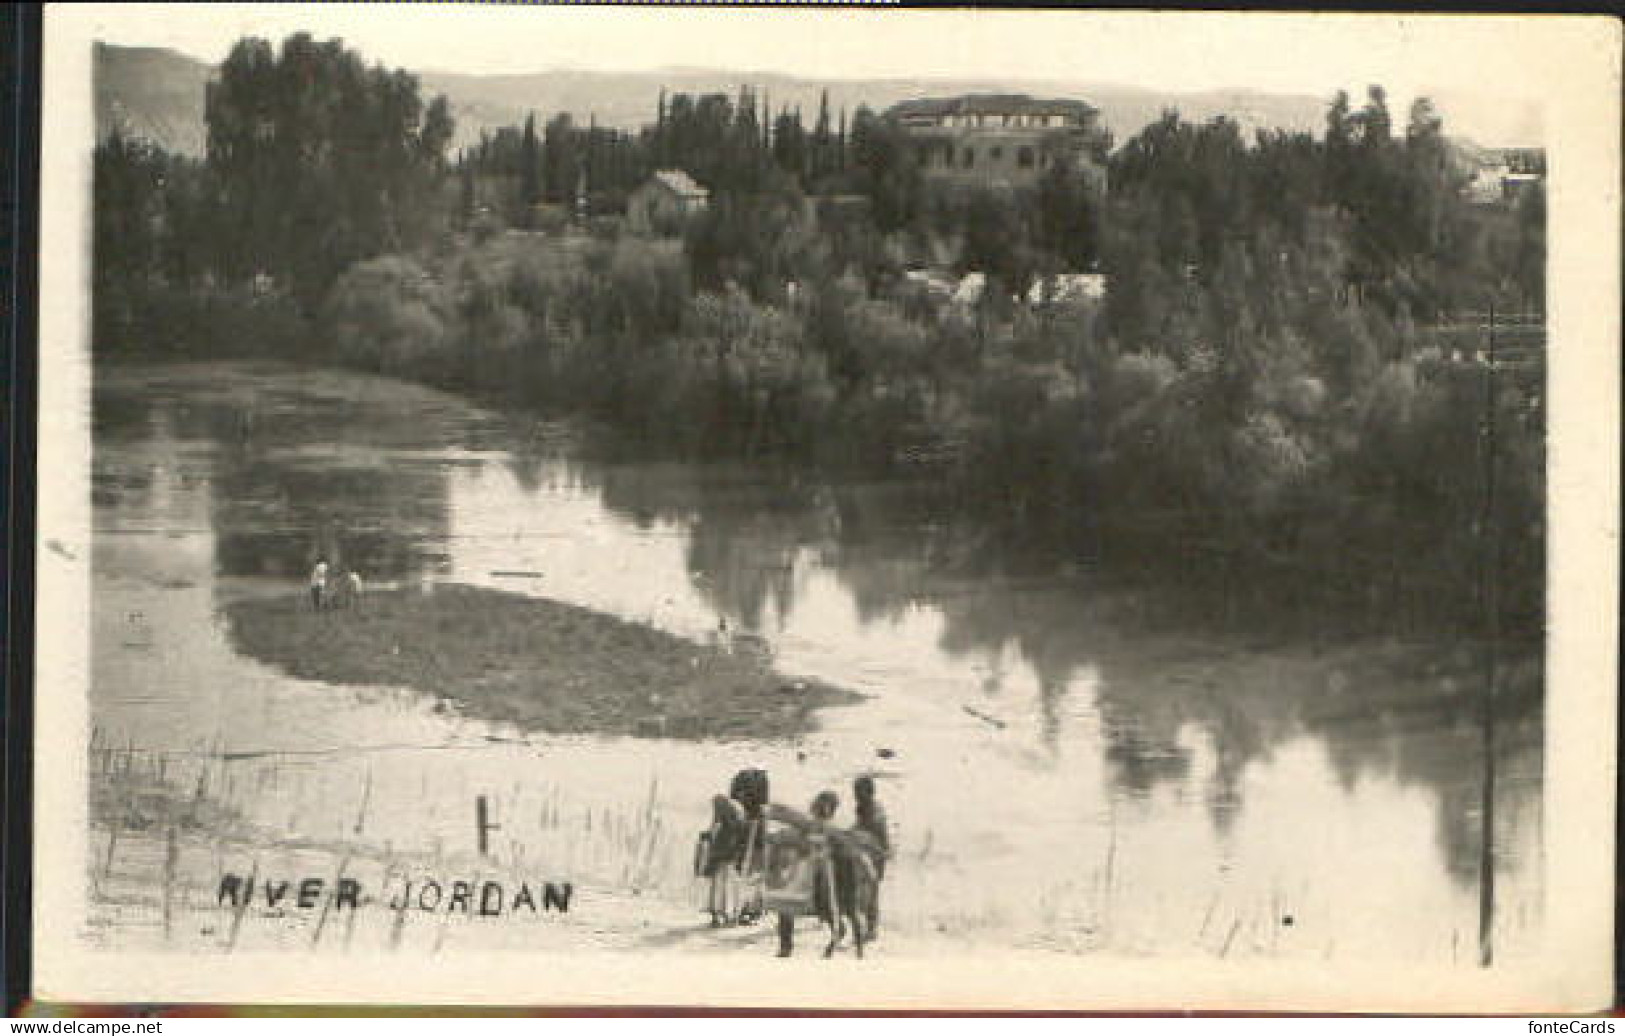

{"left": 325, "top": 256, "right": 453, "bottom": 378}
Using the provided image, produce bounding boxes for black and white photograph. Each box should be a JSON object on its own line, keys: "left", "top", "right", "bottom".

{"left": 29, "top": 5, "right": 1618, "bottom": 1012}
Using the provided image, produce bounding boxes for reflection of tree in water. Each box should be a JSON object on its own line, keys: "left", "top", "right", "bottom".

{"left": 585, "top": 461, "right": 843, "bottom": 632}
{"left": 508, "top": 450, "right": 613, "bottom": 506}
{"left": 570, "top": 455, "right": 1530, "bottom": 867}
{"left": 1311, "top": 687, "right": 1542, "bottom": 888}
{"left": 394, "top": 369, "right": 1559, "bottom": 893}
{"left": 92, "top": 397, "right": 219, "bottom": 525}
{"left": 686, "top": 521, "right": 800, "bottom": 632}
{"left": 930, "top": 562, "right": 1544, "bottom": 878}
{"left": 149, "top": 362, "right": 1533, "bottom": 891}
{"left": 927, "top": 581, "right": 1092, "bottom": 753}
{"left": 104, "top": 379, "right": 460, "bottom": 585}
{"left": 843, "top": 534, "right": 1538, "bottom": 876}
{"left": 209, "top": 458, "right": 452, "bottom": 582}
{"left": 1201, "top": 709, "right": 1261, "bottom": 836}
{"left": 1104, "top": 726, "right": 1195, "bottom": 797}
{"left": 570, "top": 457, "right": 967, "bottom": 632}
{"left": 90, "top": 384, "right": 151, "bottom": 443}
{"left": 506, "top": 450, "right": 549, "bottom": 495}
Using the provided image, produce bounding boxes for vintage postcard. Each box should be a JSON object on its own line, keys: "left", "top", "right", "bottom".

{"left": 29, "top": 4, "right": 1620, "bottom": 1012}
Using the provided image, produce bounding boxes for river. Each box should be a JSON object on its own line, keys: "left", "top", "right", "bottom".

{"left": 87, "top": 360, "right": 1544, "bottom": 961}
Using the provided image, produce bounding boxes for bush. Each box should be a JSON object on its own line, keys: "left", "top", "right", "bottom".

{"left": 324, "top": 256, "right": 453, "bottom": 378}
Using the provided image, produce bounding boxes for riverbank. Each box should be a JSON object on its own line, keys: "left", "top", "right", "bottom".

{"left": 84, "top": 739, "right": 751, "bottom": 956}
{"left": 83, "top": 744, "right": 976, "bottom": 959}
{"left": 84, "top": 359, "right": 1550, "bottom": 964}
{"left": 223, "top": 584, "right": 863, "bottom": 740}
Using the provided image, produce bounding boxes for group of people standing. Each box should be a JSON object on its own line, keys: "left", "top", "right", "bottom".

{"left": 805, "top": 777, "right": 891, "bottom": 879}
{"left": 700, "top": 768, "right": 892, "bottom": 957}
{"left": 309, "top": 556, "right": 365, "bottom": 612}
{"left": 770, "top": 775, "right": 891, "bottom": 958}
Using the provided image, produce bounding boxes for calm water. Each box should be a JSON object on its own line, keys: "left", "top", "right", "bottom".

{"left": 89, "top": 361, "right": 1543, "bottom": 960}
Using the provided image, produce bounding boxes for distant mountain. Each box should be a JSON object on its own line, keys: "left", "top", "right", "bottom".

{"left": 93, "top": 42, "right": 1542, "bottom": 162}
{"left": 95, "top": 43, "right": 212, "bottom": 157}
{"left": 413, "top": 66, "right": 1337, "bottom": 153}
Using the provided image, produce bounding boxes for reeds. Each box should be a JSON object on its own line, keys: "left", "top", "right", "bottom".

{"left": 85, "top": 728, "right": 1540, "bottom": 960}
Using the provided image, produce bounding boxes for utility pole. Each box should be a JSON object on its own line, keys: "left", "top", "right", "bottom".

{"left": 1477, "top": 303, "right": 1499, "bottom": 968}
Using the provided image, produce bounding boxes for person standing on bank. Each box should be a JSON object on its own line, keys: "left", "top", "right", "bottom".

{"left": 853, "top": 775, "right": 890, "bottom": 937}
{"left": 853, "top": 777, "right": 889, "bottom": 863}
{"left": 310, "top": 556, "right": 329, "bottom": 612}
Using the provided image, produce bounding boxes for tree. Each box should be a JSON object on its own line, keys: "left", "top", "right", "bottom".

{"left": 204, "top": 33, "right": 456, "bottom": 310}
{"left": 457, "top": 163, "right": 476, "bottom": 229}
{"left": 961, "top": 187, "right": 1037, "bottom": 297}
{"left": 773, "top": 109, "right": 808, "bottom": 182}
{"left": 1035, "top": 159, "right": 1101, "bottom": 270}
{"left": 847, "top": 107, "right": 919, "bottom": 232}
{"left": 542, "top": 113, "right": 580, "bottom": 205}
{"left": 1324, "top": 90, "right": 1354, "bottom": 205}
{"left": 1358, "top": 85, "right": 1393, "bottom": 149}
{"left": 520, "top": 113, "right": 542, "bottom": 222}
{"left": 94, "top": 130, "right": 167, "bottom": 288}
{"left": 324, "top": 254, "right": 453, "bottom": 377}
{"left": 810, "top": 89, "right": 833, "bottom": 183}
{"left": 684, "top": 170, "right": 817, "bottom": 299}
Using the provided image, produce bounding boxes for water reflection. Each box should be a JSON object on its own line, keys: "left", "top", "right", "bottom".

{"left": 90, "top": 362, "right": 1544, "bottom": 960}
{"left": 96, "top": 364, "right": 485, "bottom": 583}
{"left": 546, "top": 400, "right": 1544, "bottom": 919}
{"left": 579, "top": 455, "right": 1541, "bottom": 890}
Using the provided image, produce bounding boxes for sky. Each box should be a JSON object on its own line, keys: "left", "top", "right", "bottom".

{"left": 62, "top": 5, "right": 1588, "bottom": 141}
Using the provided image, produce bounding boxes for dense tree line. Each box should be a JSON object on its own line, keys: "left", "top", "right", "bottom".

{"left": 94, "top": 34, "right": 459, "bottom": 353}
{"left": 92, "top": 33, "right": 1545, "bottom": 637}
{"left": 205, "top": 34, "right": 454, "bottom": 307}
{"left": 459, "top": 111, "right": 646, "bottom": 226}
{"left": 452, "top": 87, "right": 924, "bottom": 233}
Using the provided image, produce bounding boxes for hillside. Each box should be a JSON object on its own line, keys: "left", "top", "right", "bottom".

{"left": 94, "top": 43, "right": 213, "bottom": 157}
{"left": 93, "top": 42, "right": 1540, "bottom": 161}
{"left": 92, "top": 43, "right": 1333, "bottom": 160}
{"left": 413, "top": 66, "right": 1335, "bottom": 154}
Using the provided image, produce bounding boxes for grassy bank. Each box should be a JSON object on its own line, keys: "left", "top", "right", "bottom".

{"left": 223, "top": 584, "right": 861, "bottom": 739}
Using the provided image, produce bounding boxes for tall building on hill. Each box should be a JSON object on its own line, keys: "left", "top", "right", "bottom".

{"left": 886, "top": 94, "right": 1110, "bottom": 192}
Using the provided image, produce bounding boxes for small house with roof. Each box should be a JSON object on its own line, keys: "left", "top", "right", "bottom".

{"left": 627, "top": 170, "right": 710, "bottom": 236}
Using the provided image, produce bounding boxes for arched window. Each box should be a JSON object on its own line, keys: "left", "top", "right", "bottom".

{"left": 1018, "top": 146, "right": 1035, "bottom": 169}
{"left": 962, "top": 147, "right": 976, "bottom": 169}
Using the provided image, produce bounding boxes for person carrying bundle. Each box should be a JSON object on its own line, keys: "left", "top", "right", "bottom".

{"left": 698, "top": 794, "right": 749, "bottom": 925}
{"left": 696, "top": 768, "right": 770, "bottom": 925}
